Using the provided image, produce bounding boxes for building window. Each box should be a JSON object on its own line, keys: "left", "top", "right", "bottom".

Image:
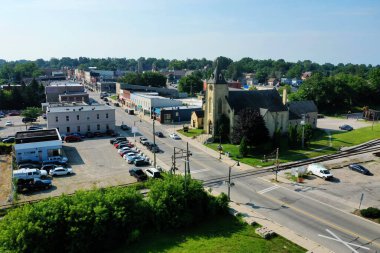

{"left": 77, "top": 126, "right": 80, "bottom": 132}
{"left": 97, "top": 124, "right": 100, "bottom": 130}
{"left": 97, "top": 114, "right": 99, "bottom": 119}
{"left": 87, "top": 125, "right": 90, "bottom": 131}
{"left": 77, "top": 115, "right": 79, "bottom": 120}
{"left": 106, "top": 113, "right": 108, "bottom": 119}
{"left": 106, "top": 124, "right": 109, "bottom": 130}
{"left": 164, "top": 114, "right": 171, "bottom": 120}
{"left": 55, "top": 116, "right": 58, "bottom": 122}
{"left": 67, "top": 127, "right": 70, "bottom": 133}
{"left": 66, "top": 116, "right": 69, "bottom": 122}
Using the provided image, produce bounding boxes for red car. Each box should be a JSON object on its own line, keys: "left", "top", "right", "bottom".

{"left": 64, "top": 135, "right": 81, "bottom": 142}
{"left": 114, "top": 141, "right": 129, "bottom": 149}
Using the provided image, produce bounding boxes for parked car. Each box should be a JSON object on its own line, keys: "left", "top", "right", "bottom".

{"left": 43, "top": 156, "right": 69, "bottom": 164}
{"left": 49, "top": 166, "right": 73, "bottom": 176}
{"left": 17, "top": 178, "right": 52, "bottom": 192}
{"left": 13, "top": 168, "right": 48, "bottom": 181}
{"left": 64, "top": 135, "right": 81, "bottom": 142}
{"left": 106, "top": 129, "right": 118, "bottom": 137}
{"left": 40, "top": 164, "right": 58, "bottom": 173}
{"left": 155, "top": 131, "right": 164, "bottom": 138}
{"left": 140, "top": 137, "right": 149, "bottom": 145}
{"left": 134, "top": 159, "right": 150, "bottom": 167}
{"left": 113, "top": 102, "right": 120, "bottom": 107}
{"left": 94, "top": 132, "right": 104, "bottom": 137}
{"left": 124, "top": 153, "right": 140, "bottom": 164}
{"left": 114, "top": 141, "right": 129, "bottom": 148}
{"left": 348, "top": 164, "right": 373, "bottom": 175}
{"left": 144, "top": 168, "right": 161, "bottom": 179}
{"left": 18, "top": 163, "right": 41, "bottom": 169}
{"left": 129, "top": 168, "right": 147, "bottom": 181}
{"left": 28, "top": 126, "right": 43, "bottom": 131}
{"left": 339, "top": 124, "right": 353, "bottom": 131}
{"left": 5, "top": 121, "right": 13, "bottom": 126}
{"left": 8, "top": 112, "right": 20, "bottom": 116}
{"left": 2, "top": 137, "right": 15, "bottom": 143}
{"left": 169, "top": 133, "right": 181, "bottom": 140}
{"left": 307, "top": 163, "right": 333, "bottom": 180}
{"left": 120, "top": 124, "right": 130, "bottom": 131}
{"left": 110, "top": 136, "right": 127, "bottom": 144}
{"left": 22, "top": 117, "right": 37, "bottom": 123}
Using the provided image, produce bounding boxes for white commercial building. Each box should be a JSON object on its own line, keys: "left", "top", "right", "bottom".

{"left": 46, "top": 104, "right": 115, "bottom": 135}
{"left": 130, "top": 92, "right": 183, "bottom": 116}
{"left": 14, "top": 129, "right": 63, "bottom": 163}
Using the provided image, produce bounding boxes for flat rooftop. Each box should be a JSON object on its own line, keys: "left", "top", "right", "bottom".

{"left": 15, "top": 129, "right": 60, "bottom": 144}
{"left": 49, "top": 81, "right": 82, "bottom": 87}
{"left": 48, "top": 105, "right": 113, "bottom": 113}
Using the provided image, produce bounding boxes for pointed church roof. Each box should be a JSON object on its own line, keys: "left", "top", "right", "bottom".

{"left": 226, "top": 89, "right": 288, "bottom": 113}
{"left": 208, "top": 60, "right": 227, "bottom": 84}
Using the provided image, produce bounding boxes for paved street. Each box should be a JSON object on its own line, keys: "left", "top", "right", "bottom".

{"left": 90, "top": 91, "right": 380, "bottom": 253}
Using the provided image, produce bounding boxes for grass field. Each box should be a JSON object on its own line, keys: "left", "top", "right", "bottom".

{"left": 206, "top": 124, "right": 380, "bottom": 167}
{"left": 177, "top": 128, "right": 204, "bottom": 138}
{"left": 112, "top": 214, "right": 306, "bottom": 253}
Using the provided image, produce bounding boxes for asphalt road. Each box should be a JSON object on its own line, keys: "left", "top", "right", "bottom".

{"left": 91, "top": 92, "right": 380, "bottom": 253}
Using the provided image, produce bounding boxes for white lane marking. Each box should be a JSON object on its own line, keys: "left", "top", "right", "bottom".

{"left": 318, "top": 229, "right": 371, "bottom": 252}
{"left": 190, "top": 168, "right": 209, "bottom": 174}
{"left": 258, "top": 185, "right": 280, "bottom": 194}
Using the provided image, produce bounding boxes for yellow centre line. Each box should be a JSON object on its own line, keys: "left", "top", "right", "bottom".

{"left": 260, "top": 192, "right": 380, "bottom": 248}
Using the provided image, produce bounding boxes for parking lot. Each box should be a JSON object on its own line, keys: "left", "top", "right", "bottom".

{"left": 18, "top": 136, "right": 145, "bottom": 202}
{"left": 317, "top": 115, "right": 371, "bottom": 131}
{"left": 277, "top": 156, "right": 380, "bottom": 212}
{"left": 0, "top": 115, "right": 46, "bottom": 139}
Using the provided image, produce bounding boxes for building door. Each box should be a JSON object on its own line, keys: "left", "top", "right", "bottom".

{"left": 192, "top": 120, "right": 195, "bottom": 128}
{"left": 67, "top": 127, "right": 70, "bottom": 133}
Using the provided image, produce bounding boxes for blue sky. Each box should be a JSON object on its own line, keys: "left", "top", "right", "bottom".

{"left": 0, "top": 0, "right": 379, "bottom": 65}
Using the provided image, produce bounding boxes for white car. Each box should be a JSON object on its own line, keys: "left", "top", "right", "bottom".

{"left": 169, "top": 133, "right": 181, "bottom": 140}
{"left": 144, "top": 168, "right": 161, "bottom": 178}
{"left": 5, "top": 121, "right": 13, "bottom": 126}
{"left": 49, "top": 166, "right": 73, "bottom": 176}
{"left": 118, "top": 147, "right": 132, "bottom": 154}
{"left": 123, "top": 152, "right": 137, "bottom": 160}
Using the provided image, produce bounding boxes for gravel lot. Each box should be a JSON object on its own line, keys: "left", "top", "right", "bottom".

{"left": 17, "top": 137, "right": 146, "bottom": 202}
{"left": 0, "top": 155, "right": 12, "bottom": 206}
{"left": 317, "top": 115, "right": 371, "bottom": 131}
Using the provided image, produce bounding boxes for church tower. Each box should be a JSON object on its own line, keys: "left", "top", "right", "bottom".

{"left": 204, "top": 61, "right": 229, "bottom": 136}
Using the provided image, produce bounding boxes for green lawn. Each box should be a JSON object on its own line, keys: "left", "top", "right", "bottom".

{"left": 178, "top": 128, "right": 204, "bottom": 138}
{"left": 112, "top": 214, "right": 306, "bottom": 253}
{"left": 110, "top": 95, "right": 118, "bottom": 100}
{"left": 206, "top": 124, "right": 380, "bottom": 167}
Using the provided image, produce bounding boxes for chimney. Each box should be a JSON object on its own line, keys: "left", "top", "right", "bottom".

{"left": 282, "top": 88, "right": 287, "bottom": 105}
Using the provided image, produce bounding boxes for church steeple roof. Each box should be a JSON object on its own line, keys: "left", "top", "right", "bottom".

{"left": 208, "top": 60, "right": 227, "bottom": 84}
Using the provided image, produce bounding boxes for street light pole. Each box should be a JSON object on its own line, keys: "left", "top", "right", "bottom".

{"left": 227, "top": 161, "right": 240, "bottom": 201}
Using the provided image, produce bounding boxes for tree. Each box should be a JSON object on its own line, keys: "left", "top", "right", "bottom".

{"left": 214, "top": 56, "right": 233, "bottom": 70}
{"left": 216, "top": 114, "right": 230, "bottom": 142}
{"left": 231, "top": 108, "right": 269, "bottom": 146}
{"left": 239, "top": 137, "right": 248, "bottom": 157}
{"left": 141, "top": 72, "right": 167, "bottom": 87}
{"left": 177, "top": 74, "right": 203, "bottom": 95}
{"left": 21, "top": 107, "right": 42, "bottom": 119}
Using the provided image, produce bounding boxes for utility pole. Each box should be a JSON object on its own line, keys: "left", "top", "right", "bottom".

{"left": 153, "top": 119, "right": 156, "bottom": 167}
{"left": 228, "top": 166, "right": 232, "bottom": 201}
{"left": 172, "top": 147, "right": 176, "bottom": 174}
{"left": 275, "top": 148, "right": 279, "bottom": 182}
{"left": 186, "top": 142, "right": 190, "bottom": 177}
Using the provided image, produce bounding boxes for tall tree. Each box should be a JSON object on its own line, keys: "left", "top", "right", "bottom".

{"left": 231, "top": 108, "right": 269, "bottom": 146}
{"left": 177, "top": 74, "right": 203, "bottom": 95}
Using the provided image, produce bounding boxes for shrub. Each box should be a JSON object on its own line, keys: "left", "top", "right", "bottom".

{"left": 360, "top": 207, "right": 380, "bottom": 219}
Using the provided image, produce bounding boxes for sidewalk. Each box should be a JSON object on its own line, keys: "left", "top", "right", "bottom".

{"left": 227, "top": 200, "right": 332, "bottom": 253}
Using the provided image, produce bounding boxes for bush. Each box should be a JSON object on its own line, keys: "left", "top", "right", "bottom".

{"left": 360, "top": 207, "right": 380, "bottom": 219}
{"left": 0, "top": 175, "right": 227, "bottom": 253}
{"left": 0, "top": 144, "right": 12, "bottom": 154}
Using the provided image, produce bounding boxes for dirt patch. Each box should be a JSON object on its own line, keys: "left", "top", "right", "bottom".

{"left": 0, "top": 155, "right": 12, "bottom": 206}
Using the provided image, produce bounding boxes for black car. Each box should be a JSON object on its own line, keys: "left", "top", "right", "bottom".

{"left": 348, "top": 164, "right": 373, "bottom": 175}
{"left": 110, "top": 136, "right": 127, "bottom": 144}
{"left": 22, "top": 117, "right": 37, "bottom": 123}
{"left": 120, "top": 124, "right": 130, "bottom": 131}
{"left": 41, "top": 164, "right": 58, "bottom": 173}
{"left": 155, "top": 131, "right": 164, "bottom": 138}
{"left": 134, "top": 159, "right": 150, "bottom": 167}
{"left": 17, "top": 178, "right": 52, "bottom": 192}
{"left": 18, "top": 163, "right": 41, "bottom": 169}
{"left": 86, "top": 132, "right": 95, "bottom": 138}
{"left": 129, "top": 168, "right": 147, "bottom": 181}
{"left": 2, "top": 137, "right": 15, "bottom": 143}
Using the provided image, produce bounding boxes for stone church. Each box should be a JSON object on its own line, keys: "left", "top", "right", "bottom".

{"left": 203, "top": 65, "right": 290, "bottom": 138}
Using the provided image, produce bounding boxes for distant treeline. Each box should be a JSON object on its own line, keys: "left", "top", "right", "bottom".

{"left": 1, "top": 56, "right": 379, "bottom": 83}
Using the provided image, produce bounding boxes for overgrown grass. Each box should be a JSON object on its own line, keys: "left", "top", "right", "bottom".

{"left": 206, "top": 124, "right": 380, "bottom": 167}
{"left": 178, "top": 128, "right": 204, "bottom": 138}
{"left": 112, "top": 214, "right": 306, "bottom": 253}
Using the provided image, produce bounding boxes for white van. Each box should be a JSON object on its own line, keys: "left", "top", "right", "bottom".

{"left": 307, "top": 163, "right": 333, "bottom": 180}
{"left": 13, "top": 168, "right": 48, "bottom": 181}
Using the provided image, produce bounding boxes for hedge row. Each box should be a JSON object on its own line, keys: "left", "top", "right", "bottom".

{"left": 0, "top": 175, "right": 228, "bottom": 253}
{"left": 0, "top": 144, "right": 12, "bottom": 154}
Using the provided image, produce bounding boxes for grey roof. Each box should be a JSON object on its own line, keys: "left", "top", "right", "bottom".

{"left": 208, "top": 60, "right": 226, "bottom": 84}
{"left": 227, "top": 89, "right": 288, "bottom": 113}
{"left": 15, "top": 129, "right": 60, "bottom": 144}
{"left": 193, "top": 110, "right": 204, "bottom": 118}
{"left": 48, "top": 105, "right": 114, "bottom": 113}
{"left": 288, "top": 101, "right": 318, "bottom": 117}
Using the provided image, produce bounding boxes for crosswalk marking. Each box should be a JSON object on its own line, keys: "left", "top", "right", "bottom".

{"left": 258, "top": 185, "right": 280, "bottom": 194}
